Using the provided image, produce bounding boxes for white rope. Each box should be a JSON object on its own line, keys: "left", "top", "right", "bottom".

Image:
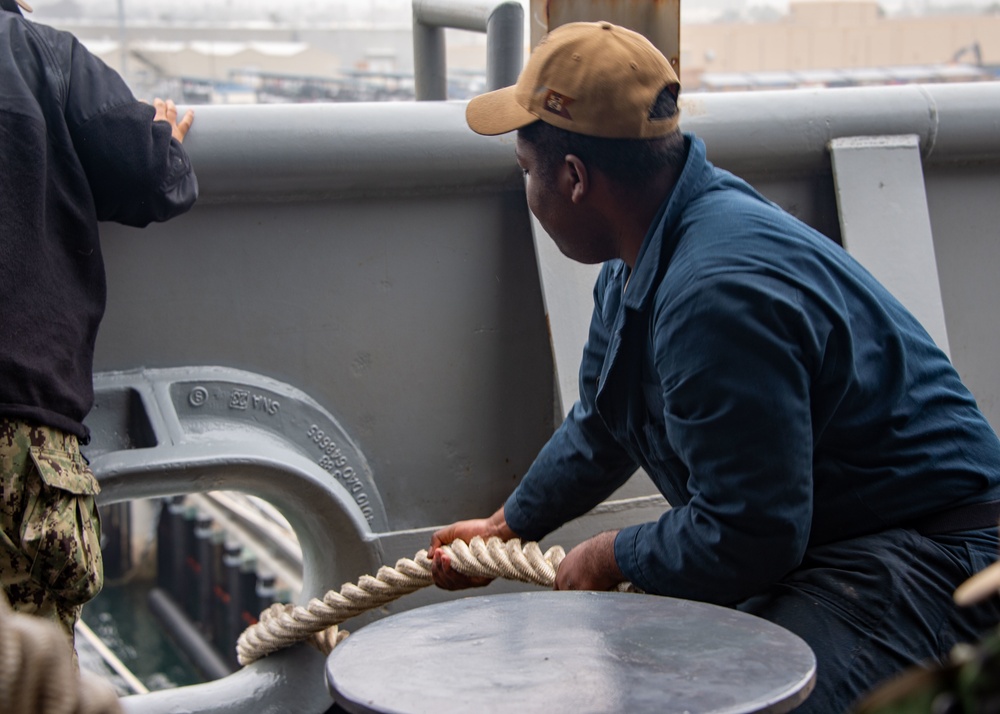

{"left": 236, "top": 536, "right": 636, "bottom": 666}
{"left": 0, "top": 595, "right": 123, "bottom": 714}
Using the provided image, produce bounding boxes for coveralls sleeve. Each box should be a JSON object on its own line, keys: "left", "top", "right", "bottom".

{"left": 615, "top": 272, "right": 817, "bottom": 605}
{"left": 64, "top": 37, "right": 198, "bottom": 226}
{"left": 505, "top": 266, "right": 638, "bottom": 541}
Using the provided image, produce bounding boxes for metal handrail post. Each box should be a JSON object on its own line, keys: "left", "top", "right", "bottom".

{"left": 485, "top": 2, "right": 524, "bottom": 92}
{"left": 413, "top": 0, "right": 524, "bottom": 100}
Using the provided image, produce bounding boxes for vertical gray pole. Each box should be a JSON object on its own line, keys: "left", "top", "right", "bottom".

{"left": 413, "top": 17, "right": 448, "bottom": 101}
{"left": 413, "top": 0, "right": 524, "bottom": 101}
{"left": 485, "top": 2, "right": 523, "bottom": 91}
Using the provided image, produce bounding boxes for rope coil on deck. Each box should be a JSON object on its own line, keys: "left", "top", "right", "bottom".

{"left": 237, "top": 536, "right": 633, "bottom": 666}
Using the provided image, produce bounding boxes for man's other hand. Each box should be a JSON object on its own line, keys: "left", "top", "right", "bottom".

{"left": 554, "top": 530, "right": 625, "bottom": 591}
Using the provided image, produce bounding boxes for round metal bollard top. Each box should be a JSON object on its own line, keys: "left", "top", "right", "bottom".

{"left": 325, "top": 590, "right": 816, "bottom": 714}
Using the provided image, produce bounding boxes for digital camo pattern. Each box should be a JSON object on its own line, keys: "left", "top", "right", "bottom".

{"left": 0, "top": 419, "right": 103, "bottom": 649}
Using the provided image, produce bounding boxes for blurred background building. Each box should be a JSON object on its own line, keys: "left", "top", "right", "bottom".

{"left": 23, "top": 1, "right": 1000, "bottom": 107}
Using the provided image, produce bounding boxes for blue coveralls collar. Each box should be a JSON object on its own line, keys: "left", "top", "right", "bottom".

{"left": 623, "top": 133, "right": 711, "bottom": 313}
{"left": 596, "top": 134, "right": 713, "bottom": 414}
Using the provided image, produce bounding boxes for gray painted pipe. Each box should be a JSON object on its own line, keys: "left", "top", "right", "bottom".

{"left": 178, "top": 82, "right": 1000, "bottom": 203}
{"left": 413, "top": 0, "right": 523, "bottom": 100}
{"left": 484, "top": 1, "right": 524, "bottom": 91}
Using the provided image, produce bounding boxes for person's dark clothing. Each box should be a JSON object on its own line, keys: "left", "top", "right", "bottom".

{"left": 0, "top": 1, "right": 198, "bottom": 439}
{"left": 504, "top": 133, "right": 1000, "bottom": 711}
{"left": 505, "top": 134, "right": 1000, "bottom": 599}
{"left": 737, "top": 527, "right": 1000, "bottom": 713}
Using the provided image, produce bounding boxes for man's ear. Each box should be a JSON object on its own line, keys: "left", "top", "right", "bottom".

{"left": 564, "top": 154, "right": 589, "bottom": 204}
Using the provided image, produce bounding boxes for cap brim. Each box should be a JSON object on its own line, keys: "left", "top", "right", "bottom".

{"left": 466, "top": 85, "right": 539, "bottom": 136}
{"left": 954, "top": 559, "right": 1000, "bottom": 606}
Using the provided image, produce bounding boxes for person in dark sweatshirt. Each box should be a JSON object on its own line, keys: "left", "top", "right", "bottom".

{"left": 0, "top": 0, "right": 198, "bottom": 659}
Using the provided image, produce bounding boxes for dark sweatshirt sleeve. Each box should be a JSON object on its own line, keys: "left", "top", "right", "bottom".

{"left": 64, "top": 36, "right": 198, "bottom": 227}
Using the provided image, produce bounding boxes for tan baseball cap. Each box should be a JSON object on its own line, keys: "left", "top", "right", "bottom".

{"left": 15, "top": 0, "right": 32, "bottom": 11}
{"left": 466, "top": 20, "right": 680, "bottom": 140}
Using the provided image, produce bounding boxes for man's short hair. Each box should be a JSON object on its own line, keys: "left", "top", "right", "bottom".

{"left": 517, "top": 86, "right": 686, "bottom": 188}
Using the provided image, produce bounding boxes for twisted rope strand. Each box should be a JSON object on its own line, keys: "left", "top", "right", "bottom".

{"left": 236, "top": 536, "right": 585, "bottom": 666}
{"left": 0, "top": 595, "right": 122, "bottom": 714}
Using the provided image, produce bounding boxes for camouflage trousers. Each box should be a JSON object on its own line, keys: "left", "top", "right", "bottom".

{"left": 0, "top": 418, "right": 103, "bottom": 654}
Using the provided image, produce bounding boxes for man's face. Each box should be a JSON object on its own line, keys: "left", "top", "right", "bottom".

{"left": 515, "top": 134, "right": 613, "bottom": 265}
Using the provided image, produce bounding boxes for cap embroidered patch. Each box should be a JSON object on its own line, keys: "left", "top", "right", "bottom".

{"left": 543, "top": 90, "right": 574, "bottom": 120}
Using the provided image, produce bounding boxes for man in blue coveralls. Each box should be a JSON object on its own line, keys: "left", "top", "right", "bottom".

{"left": 429, "top": 21, "right": 1000, "bottom": 713}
